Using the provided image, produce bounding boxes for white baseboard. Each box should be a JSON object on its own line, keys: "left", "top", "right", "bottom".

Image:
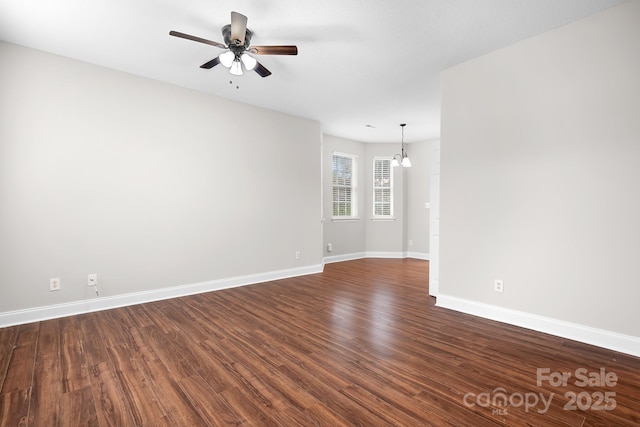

{"left": 322, "top": 252, "right": 367, "bottom": 264}
{"left": 405, "top": 251, "right": 429, "bottom": 260}
{"left": 322, "top": 251, "right": 429, "bottom": 265}
{"left": 436, "top": 294, "right": 640, "bottom": 358}
{"left": 365, "top": 251, "right": 405, "bottom": 259}
{"left": 0, "top": 264, "right": 323, "bottom": 328}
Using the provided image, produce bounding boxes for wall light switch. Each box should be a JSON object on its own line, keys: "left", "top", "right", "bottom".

{"left": 88, "top": 273, "right": 98, "bottom": 287}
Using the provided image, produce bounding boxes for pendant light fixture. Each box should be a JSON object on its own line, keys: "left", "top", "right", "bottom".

{"left": 391, "top": 123, "right": 412, "bottom": 167}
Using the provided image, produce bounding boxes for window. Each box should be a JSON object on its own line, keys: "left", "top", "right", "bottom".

{"left": 373, "top": 157, "right": 393, "bottom": 218}
{"left": 332, "top": 152, "right": 358, "bottom": 218}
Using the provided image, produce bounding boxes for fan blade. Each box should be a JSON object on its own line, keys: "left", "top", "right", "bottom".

{"left": 169, "top": 31, "right": 226, "bottom": 49}
{"left": 254, "top": 62, "right": 272, "bottom": 78}
{"left": 200, "top": 57, "right": 221, "bottom": 69}
{"left": 250, "top": 45, "right": 298, "bottom": 55}
{"left": 230, "top": 11, "right": 248, "bottom": 45}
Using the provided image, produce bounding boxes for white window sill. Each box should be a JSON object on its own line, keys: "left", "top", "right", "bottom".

{"left": 371, "top": 217, "right": 395, "bottom": 221}
{"left": 332, "top": 217, "right": 361, "bottom": 222}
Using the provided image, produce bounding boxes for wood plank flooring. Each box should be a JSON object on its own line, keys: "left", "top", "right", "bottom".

{"left": 1, "top": 258, "right": 639, "bottom": 426}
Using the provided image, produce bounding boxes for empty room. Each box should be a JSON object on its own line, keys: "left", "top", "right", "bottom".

{"left": 1, "top": 1, "right": 639, "bottom": 425}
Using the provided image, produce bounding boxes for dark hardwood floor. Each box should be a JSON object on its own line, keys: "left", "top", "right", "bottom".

{"left": 1, "top": 258, "right": 638, "bottom": 426}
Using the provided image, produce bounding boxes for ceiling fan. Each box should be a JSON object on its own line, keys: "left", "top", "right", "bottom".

{"left": 170, "top": 11, "right": 298, "bottom": 78}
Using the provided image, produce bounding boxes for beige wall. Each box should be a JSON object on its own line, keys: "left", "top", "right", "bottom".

{"left": 363, "top": 143, "right": 405, "bottom": 254}
{"left": 439, "top": 1, "right": 640, "bottom": 338}
{"left": 0, "top": 41, "right": 322, "bottom": 314}
{"left": 322, "top": 134, "right": 431, "bottom": 260}
{"left": 405, "top": 141, "right": 432, "bottom": 256}
{"left": 0, "top": 40, "right": 432, "bottom": 321}
{"left": 322, "top": 135, "right": 367, "bottom": 257}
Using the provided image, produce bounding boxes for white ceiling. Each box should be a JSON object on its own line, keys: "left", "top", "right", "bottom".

{"left": 0, "top": 0, "right": 626, "bottom": 143}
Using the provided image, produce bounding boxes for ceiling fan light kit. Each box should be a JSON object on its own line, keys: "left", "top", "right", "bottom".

{"left": 240, "top": 53, "right": 257, "bottom": 70}
{"left": 219, "top": 51, "right": 234, "bottom": 67}
{"left": 170, "top": 11, "right": 298, "bottom": 78}
{"left": 229, "top": 61, "right": 243, "bottom": 76}
{"left": 392, "top": 124, "right": 412, "bottom": 168}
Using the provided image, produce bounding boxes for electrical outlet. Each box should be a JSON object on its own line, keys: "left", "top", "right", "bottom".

{"left": 88, "top": 273, "right": 98, "bottom": 287}
{"left": 295, "top": 251, "right": 301, "bottom": 260}
{"left": 327, "top": 243, "right": 333, "bottom": 252}
{"left": 49, "top": 278, "right": 60, "bottom": 291}
{"left": 494, "top": 279, "right": 504, "bottom": 293}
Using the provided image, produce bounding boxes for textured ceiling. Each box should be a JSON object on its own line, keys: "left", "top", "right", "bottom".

{"left": 0, "top": 0, "right": 626, "bottom": 143}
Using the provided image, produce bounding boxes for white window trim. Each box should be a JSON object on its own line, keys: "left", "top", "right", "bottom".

{"left": 332, "top": 151, "right": 359, "bottom": 220}
{"left": 372, "top": 156, "right": 394, "bottom": 220}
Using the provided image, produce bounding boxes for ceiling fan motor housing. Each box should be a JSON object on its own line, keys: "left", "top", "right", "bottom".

{"left": 222, "top": 24, "right": 252, "bottom": 57}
